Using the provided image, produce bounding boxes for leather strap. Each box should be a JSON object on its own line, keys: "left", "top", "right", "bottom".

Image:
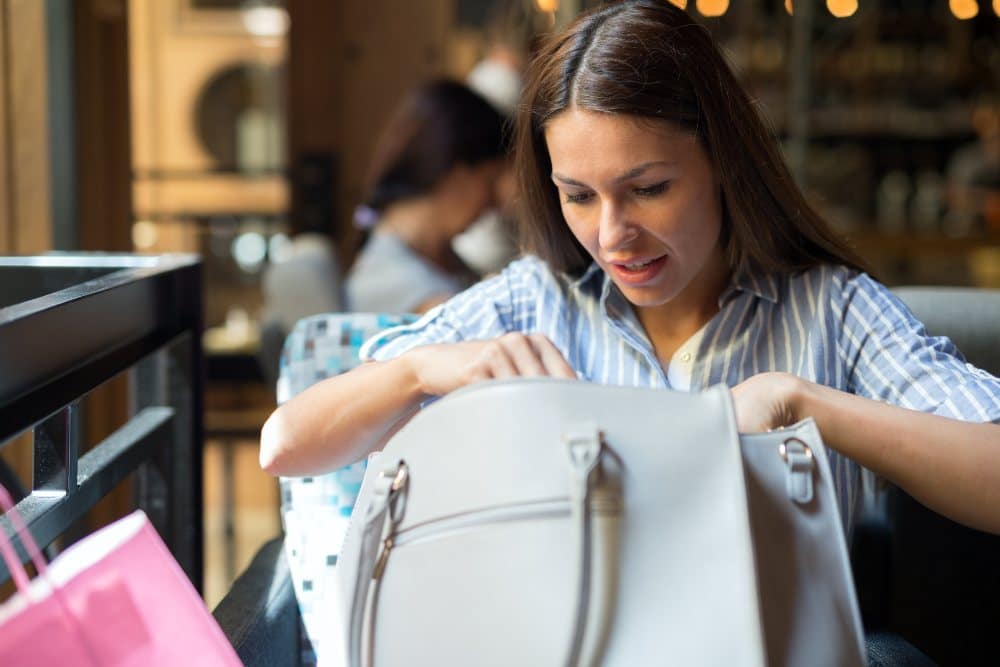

{"left": 349, "top": 462, "right": 408, "bottom": 667}
{"left": 780, "top": 438, "right": 815, "bottom": 504}
{"left": 564, "top": 423, "right": 603, "bottom": 667}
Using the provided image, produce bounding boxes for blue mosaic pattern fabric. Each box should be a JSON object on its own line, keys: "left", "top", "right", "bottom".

{"left": 276, "top": 312, "right": 415, "bottom": 665}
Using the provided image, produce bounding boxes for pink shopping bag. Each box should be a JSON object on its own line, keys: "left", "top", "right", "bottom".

{"left": 0, "top": 485, "right": 242, "bottom": 666}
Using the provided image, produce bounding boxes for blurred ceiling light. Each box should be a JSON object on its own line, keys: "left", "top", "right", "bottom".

{"left": 993, "top": 0, "right": 999, "bottom": 15}
{"left": 232, "top": 232, "right": 268, "bottom": 272}
{"left": 785, "top": 0, "right": 794, "bottom": 15}
{"left": 949, "top": 0, "right": 979, "bottom": 19}
{"left": 667, "top": 0, "right": 688, "bottom": 8}
{"left": 241, "top": 6, "right": 290, "bottom": 37}
{"left": 827, "top": 0, "right": 858, "bottom": 18}
{"left": 535, "top": 0, "right": 558, "bottom": 12}
{"left": 268, "top": 233, "right": 292, "bottom": 263}
{"left": 132, "top": 221, "right": 158, "bottom": 250}
{"left": 696, "top": 0, "right": 728, "bottom": 17}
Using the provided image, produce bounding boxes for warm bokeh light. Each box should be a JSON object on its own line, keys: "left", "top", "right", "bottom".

{"left": 667, "top": 0, "right": 688, "bottom": 9}
{"left": 993, "top": 0, "right": 999, "bottom": 16}
{"left": 240, "top": 7, "right": 289, "bottom": 38}
{"left": 131, "top": 221, "right": 158, "bottom": 250}
{"left": 785, "top": 0, "right": 794, "bottom": 15}
{"left": 827, "top": 0, "right": 858, "bottom": 18}
{"left": 696, "top": 0, "right": 729, "bottom": 17}
{"left": 949, "top": 0, "right": 979, "bottom": 19}
{"left": 535, "top": 0, "right": 558, "bottom": 12}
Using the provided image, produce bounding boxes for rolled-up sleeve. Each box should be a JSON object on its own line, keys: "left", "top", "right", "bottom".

{"left": 360, "top": 256, "right": 549, "bottom": 363}
{"left": 836, "top": 272, "right": 1000, "bottom": 423}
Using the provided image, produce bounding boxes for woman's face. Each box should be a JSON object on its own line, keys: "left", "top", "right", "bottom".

{"left": 544, "top": 108, "right": 727, "bottom": 317}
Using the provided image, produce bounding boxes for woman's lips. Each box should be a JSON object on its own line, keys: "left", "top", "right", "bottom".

{"left": 607, "top": 256, "right": 667, "bottom": 285}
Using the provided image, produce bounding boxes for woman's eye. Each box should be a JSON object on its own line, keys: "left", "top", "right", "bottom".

{"left": 635, "top": 181, "right": 669, "bottom": 197}
{"left": 564, "top": 191, "right": 593, "bottom": 204}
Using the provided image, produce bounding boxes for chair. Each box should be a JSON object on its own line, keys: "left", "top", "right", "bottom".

{"left": 214, "top": 312, "right": 414, "bottom": 666}
{"left": 258, "top": 232, "right": 345, "bottom": 390}
{"left": 213, "top": 287, "right": 1000, "bottom": 667}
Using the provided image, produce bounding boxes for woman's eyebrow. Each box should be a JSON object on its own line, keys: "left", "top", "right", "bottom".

{"left": 551, "top": 172, "right": 587, "bottom": 186}
{"left": 614, "top": 161, "right": 674, "bottom": 182}
{"left": 551, "top": 161, "right": 675, "bottom": 186}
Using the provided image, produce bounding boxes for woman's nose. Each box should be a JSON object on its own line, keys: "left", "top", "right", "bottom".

{"left": 598, "top": 202, "right": 639, "bottom": 250}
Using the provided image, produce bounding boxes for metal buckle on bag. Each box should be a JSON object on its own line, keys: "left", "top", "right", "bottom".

{"left": 381, "top": 461, "right": 409, "bottom": 522}
{"left": 373, "top": 461, "right": 409, "bottom": 580}
{"left": 778, "top": 439, "right": 813, "bottom": 462}
{"left": 382, "top": 461, "right": 409, "bottom": 492}
{"left": 564, "top": 423, "right": 602, "bottom": 475}
{"left": 779, "top": 437, "right": 815, "bottom": 504}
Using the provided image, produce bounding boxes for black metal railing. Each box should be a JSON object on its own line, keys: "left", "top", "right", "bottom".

{"left": 0, "top": 253, "right": 204, "bottom": 589}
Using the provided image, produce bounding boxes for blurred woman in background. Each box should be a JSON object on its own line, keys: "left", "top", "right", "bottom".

{"left": 345, "top": 80, "right": 509, "bottom": 314}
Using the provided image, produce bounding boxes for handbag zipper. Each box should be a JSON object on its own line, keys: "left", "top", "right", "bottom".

{"left": 373, "top": 495, "right": 622, "bottom": 579}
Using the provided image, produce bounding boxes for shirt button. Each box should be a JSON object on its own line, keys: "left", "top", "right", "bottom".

{"left": 680, "top": 352, "right": 692, "bottom": 363}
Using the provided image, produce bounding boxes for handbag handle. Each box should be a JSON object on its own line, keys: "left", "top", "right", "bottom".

{"left": 564, "top": 424, "right": 624, "bottom": 667}
{"left": 349, "top": 462, "right": 409, "bottom": 667}
{"left": 0, "top": 484, "right": 50, "bottom": 594}
{"left": 348, "top": 426, "right": 620, "bottom": 667}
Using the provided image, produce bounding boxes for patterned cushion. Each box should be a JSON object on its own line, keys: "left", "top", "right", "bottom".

{"left": 276, "top": 312, "right": 416, "bottom": 665}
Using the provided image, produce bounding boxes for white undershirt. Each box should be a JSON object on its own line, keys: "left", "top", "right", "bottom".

{"left": 665, "top": 325, "right": 707, "bottom": 392}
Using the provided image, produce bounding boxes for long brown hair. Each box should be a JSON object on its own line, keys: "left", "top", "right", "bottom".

{"left": 514, "top": 0, "right": 867, "bottom": 278}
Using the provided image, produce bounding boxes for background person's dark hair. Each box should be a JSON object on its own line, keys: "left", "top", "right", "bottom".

{"left": 514, "top": 0, "right": 868, "bottom": 278}
{"left": 362, "top": 79, "right": 508, "bottom": 214}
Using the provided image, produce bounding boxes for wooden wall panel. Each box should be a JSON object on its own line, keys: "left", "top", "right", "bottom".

{"left": 0, "top": 0, "right": 53, "bottom": 255}
{"left": 0, "top": 0, "right": 53, "bottom": 494}
{"left": 286, "top": 0, "right": 452, "bottom": 262}
{"left": 75, "top": 0, "right": 132, "bottom": 252}
{"left": 0, "top": 1, "right": 10, "bottom": 252}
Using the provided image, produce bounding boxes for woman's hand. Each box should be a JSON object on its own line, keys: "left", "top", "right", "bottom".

{"left": 403, "top": 332, "right": 577, "bottom": 397}
{"left": 730, "top": 372, "right": 804, "bottom": 433}
{"left": 733, "top": 371, "right": 1000, "bottom": 534}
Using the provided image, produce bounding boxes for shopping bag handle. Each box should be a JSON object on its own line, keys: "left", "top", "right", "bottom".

{"left": 0, "top": 483, "right": 104, "bottom": 665}
{"left": 0, "top": 484, "right": 49, "bottom": 595}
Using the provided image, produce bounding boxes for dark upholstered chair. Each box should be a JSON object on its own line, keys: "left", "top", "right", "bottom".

{"left": 214, "top": 287, "right": 1000, "bottom": 666}
{"left": 849, "top": 287, "right": 1000, "bottom": 666}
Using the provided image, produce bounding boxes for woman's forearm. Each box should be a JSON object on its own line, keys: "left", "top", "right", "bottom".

{"left": 791, "top": 379, "right": 1000, "bottom": 534}
{"left": 258, "top": 333, "right": 578, "bottom": 477}
{"left": 259, "top": 356, "right": 425, "bottom": 476}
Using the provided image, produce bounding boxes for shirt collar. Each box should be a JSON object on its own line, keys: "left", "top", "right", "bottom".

{"left": 572, "top": 262, "right": 605, "bottom": 289}
{"left": 573, "top": 260, "right": 780, "bottom": 307}
{"left": 721, "top": 268, "right": 780, "bottom": 305}
{"left": 571, "top": 263, "right": 626, "bottom": 317}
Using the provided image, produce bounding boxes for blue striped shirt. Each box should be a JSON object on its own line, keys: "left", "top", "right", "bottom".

{"left": 362, "top": 255, "right": 1000, "bottom": 531}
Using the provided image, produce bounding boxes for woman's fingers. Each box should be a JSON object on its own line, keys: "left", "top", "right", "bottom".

{"left": 492, "top": 333, "right": 575, "bottom": 379}
{"left": 528, "top": 334, "right": 577, "bottom": 379}
{"left": 730, "top": 372, "right": 801, "bottom": 432}
{"left": 482, "top": 338, "right": 520, "bottom": 379}
{"left": 409, "top": 334, "right": 577, "bottom": 397}
{"left": 498, "top": 333, "right": 547, "bottom": 377}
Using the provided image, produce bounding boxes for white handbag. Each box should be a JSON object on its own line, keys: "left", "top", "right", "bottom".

{"left": 330, "top": 379, "right": 865, "bottom": 667}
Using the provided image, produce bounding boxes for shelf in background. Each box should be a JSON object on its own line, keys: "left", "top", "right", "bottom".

{"left": 847, "top": 231, "right": 1000, "bottom": 255}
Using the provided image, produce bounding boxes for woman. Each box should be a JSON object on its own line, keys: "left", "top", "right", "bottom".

{"left": 345, "top": 80, "right": 508, "bottom": 313}
{"left": 263, "top": 1, "right": 1000, "bottom": 537}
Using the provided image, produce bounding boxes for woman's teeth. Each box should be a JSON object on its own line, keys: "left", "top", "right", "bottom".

{"left": 624, "top": 260, "right": 653, "bottom": 270}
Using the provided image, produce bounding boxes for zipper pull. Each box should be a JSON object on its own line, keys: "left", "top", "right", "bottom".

{"left": 372, "top": 536, "right": 394, "bottom": 580}
{"left": 371, "top": 461, "right": 408, "bottom": 581}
